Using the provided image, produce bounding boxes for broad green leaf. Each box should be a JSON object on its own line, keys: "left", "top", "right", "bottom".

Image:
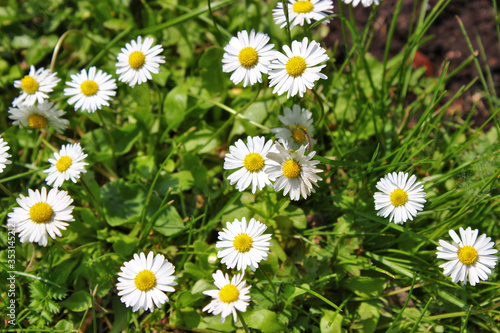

{"left": 153, "top": 205, "right": 185, "bottom": 236}
{"left": 199, "top": 46, "right": 224, "bottom": 93}
{"left": 342, "top": 277, "right": 386, "bottom": 298}
{"left": 164, "top": 85, "right": 188, "bottom": 131}
{"left": 243, "top": 309, "right": 287, "bottom": 333}
{"left": 357, "top": 301, "right": 380, "bottom": 333}
{"left": 320, "top": 309, "right": 343, "bottom": 333}
{"left": 101, "top": 179, "right": 146, "bottom": 226}
{"left": 60, "top": 291, "right": 92, "bottom": 312}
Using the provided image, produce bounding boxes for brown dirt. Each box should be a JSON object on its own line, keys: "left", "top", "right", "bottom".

{"left": 325, "top": 0, "right": 500, "bottom": 125}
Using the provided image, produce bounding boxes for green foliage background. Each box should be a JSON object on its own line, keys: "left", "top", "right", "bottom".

{"left": 0, "top": 0, "right": 499, "bottom": 331}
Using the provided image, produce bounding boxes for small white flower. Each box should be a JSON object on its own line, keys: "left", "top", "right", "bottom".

{"left": 271, "top": 104, "right": 316, "bottom": 150}
{"left": 374, "top": 172, "right": 426, "bottom": 224}
{"left": 437, "top": 227, "right": 498, "bottom": 286}
{"left": 116, "top": 36, "right": 165, "bottom": 88}
{"left": 222, "top": 30, "right": 276, "bottom": 87}
{"left": 117, "top": 251, "right": 177, "bottom": 312}
{"left": 224, "top": 136, "right": 278, "bottom": 194}
{"left": 269, "top": 37, "right": 329, "bottom": 98}
{"left": 266, "top": 142, "right": 322, "bottom": 200}
{"left": 216, "top": 217, "right": 273, "bottom": 272}
{"left": 44, "top": 143, "right": 88, "bottom": 188}
{"left": 8, "top": 102, "right": 69, "bottom": 133}
{"left": 64, "top": 67, "right": 117, "bottom": 113}
{"left": 7, "top": 187, "right": 74, "bottom": 246}
{"left": 203, "top": 270, "right": 251, "bottom": 323}
{"left": 0, "top": 137, "right": 12, "bottom": 173}
{"left": 273, "top": 0, "right": 334, "bottom": 30}
{"left": 12, "top": 65, "right": 60, "bottom": 107}
{"left": 343, "top": 0, "right": 380, "bottom": 7}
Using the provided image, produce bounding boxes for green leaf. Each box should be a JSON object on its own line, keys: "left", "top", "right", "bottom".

{"left": 342, "top": 277, "right": 386, "bottom": 298}
{"left": 101, "top": 179, "right": 146, "bottom": 226}
{"left": 243, "top": 309, "right": 287, "bottom": 333}
{"left": 153, "top": 205, "right": 185, "bottom": 236}
{"left": 60, "top": 291, "right": 92, "bottom": 312}
{"left": 320, "top": 309, "right": 343, "bottom": 333}
{"left": 112, "top": 123, "right": 140, "bottom": 155}
{"left": 199, "top": 46, "right": 224, "bottom": 93}
{"left": 54, "top": 320, "right": 74, "bottom": 331}
{"left": 357, "top": 301, "right": 380, "bottom": 333}
{"left": 164, "top": 85, "right": 188, "bottom": 131}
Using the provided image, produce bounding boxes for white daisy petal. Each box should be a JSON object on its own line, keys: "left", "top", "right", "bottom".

{"left": 0, "top": 138, "right": 12, "bottom": 173}
{"left": 203, "top": 270, "right": 251, "bottom": 323}
{"left": 116, "top": 36, "right": 165, "bottom": 88}
{"left": 273, "top": 0, "right": 334, "bottom": 30}
{"left": 343, "top": 0, "right": 380, "bottom": 8}
{"left": 116, "top": 251, "right": 177, "bottom": 312}
{"left": 266, "top": 142, "right": 322, "bottom": 201}
{"left": 224, "top": 136, "right": 278, "bottom": 193}
{"left": 271, "top": 104, "right": 316, "bottom": 150}
{"left": 43, "top": 143, "right": 88, "bottom": 188}
{"left": 268, "top": 37, "right": 328, "bottom": 98}
{"left": 373, "top": 171, "right": 426, "bottom": 224}
{"left": 64, "top": 67, "right": 116, "bottom": 113}
{"left": 222, "top": 30, "right": 275, "bottom": 87}
{"left": 6, "top": 187, "right": 74, "bottom": 246}
{"left": 436, "top": 227, "right": 498, "bottom": 286}
{"left": 8, "top": 102, "right": 69, "bottom": 133}
{"left": 217, "top": 217, "right": 273, "bottom": 272}
{"left": 12, "top": 65, "right": 60, "bottom": 107}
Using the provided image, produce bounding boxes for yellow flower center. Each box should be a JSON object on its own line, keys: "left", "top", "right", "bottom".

{"left": 238, "top": 46, "right": 259, "bottom": 68}
{"left": 80, "top": 80, "right": 99, "bottom": 97}
{"left": 134, "top": 270, "right": 157, "bottom": 291}
{"left": 56, "top": 156, "right": 73, "bottom": 172}
{"left": 233, "top": 233, "right": 253, "bottom": 253}
{"left": 129, "top": 51, "right": 146, "bottom": 69}
{"left": 20, "top": 75, "right": 39, "bottom": 94}
{"left": 28, "top": 114, "right": 48, "bottom": 129}
{"left": 29, "top": 202, "right": 54, "bottom": 223}
{"left": 458, "top": 245, "right": 478, "bottom": 265}
{"left": 292, "top": 0, "right": 314, "bottom": 13}
{"left": 286, "top": 56, "right": 307, "bottom": 77}
{"left": 390, "top": 188, "right": 408, "bottom": 207}
{"left": 243, "top": 152, "right": 265, "bottom": 172}
{"left": 219, "top": 284, "right": 239, "bottom": 303}
{"left": 282, "top": 159, "right": 301, "bottom": 179}
{"left": 291, "top": 125, "right": 308, "bottom": 143}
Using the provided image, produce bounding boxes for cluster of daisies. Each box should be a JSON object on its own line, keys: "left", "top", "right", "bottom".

{"left": 1, "top": 0, "right": 498, "bottom": 326}
{"left": 116, "top": 216, "right": 272, "bottom": 320}
{"left": 4, "top": 36, "right": 166, "bottom": 248}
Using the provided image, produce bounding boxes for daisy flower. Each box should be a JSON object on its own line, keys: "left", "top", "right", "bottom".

{"left": 44, "top": 143, "right": 88, "bottom": 188}
{"left": 64, "top": 67, "right": 117, "bottom": 113}
{"left": 224, "top": 136, "right": 278, "bottom": 194}
{"left": 216, "top": 217, "right": 273, "bottom": 272}
{"left": 271, "top": 104, "right": 316, "bottom": 150}
{"left": 266, "top": 142, "right": 322, "bottom": 201}
{"left": 8, "top": 101, "right": 69, "bottom": 133}
{"left": 116, "top": 36, "right": 165, "bottom": 88}
{"left": 0, "top": 137, "right": 12, "bottom": 173}
{"left": 117, "top": 252, "right": 177, "bottom": 312}
{"left": 374, "top": 171, "right": 426, "bottom": 224}
{"left": 437, "top": 227, "right": 498, "bottom": 286}
{"left": 222, "top": 30, "right": 276, "bottom": 87}
{"left": 343, "top": 0, "right": 380, "bottom": 7}
{"left": 268, "top": 37, "right": 329, "bottom": 98}
{"left": 203, "top": 270, "right": 251, "bottom": 323}
{"left": 12, "top": 65, "right": 60, "bottom": 107}
{"left": 273, "top": 0, "right": 334, "bottom": 30}
{"left": 7, "top": 187, "right": 74, "bottom": 246}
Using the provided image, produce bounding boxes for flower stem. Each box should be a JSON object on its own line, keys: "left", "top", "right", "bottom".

{"left": 80, "top": 177, "right": 105, "bottom": 224}
{"left": 237, "top": 311, "right": 250, "bottom": 333}
{"left": 312, "top": 88, "right": 325, "bottom": 128}
{"left": 0, "top": 182, "right": 16, "bottom": 199}
{"left": 259, "top": 266, "right": 279, "bottom": 310}
{"left": 95, "top": 108, "right": 116, "bottom": 170}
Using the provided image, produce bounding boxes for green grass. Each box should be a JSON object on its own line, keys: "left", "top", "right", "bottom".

{"left": 0, "top": 0, "right": 499, "bottom": 332}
